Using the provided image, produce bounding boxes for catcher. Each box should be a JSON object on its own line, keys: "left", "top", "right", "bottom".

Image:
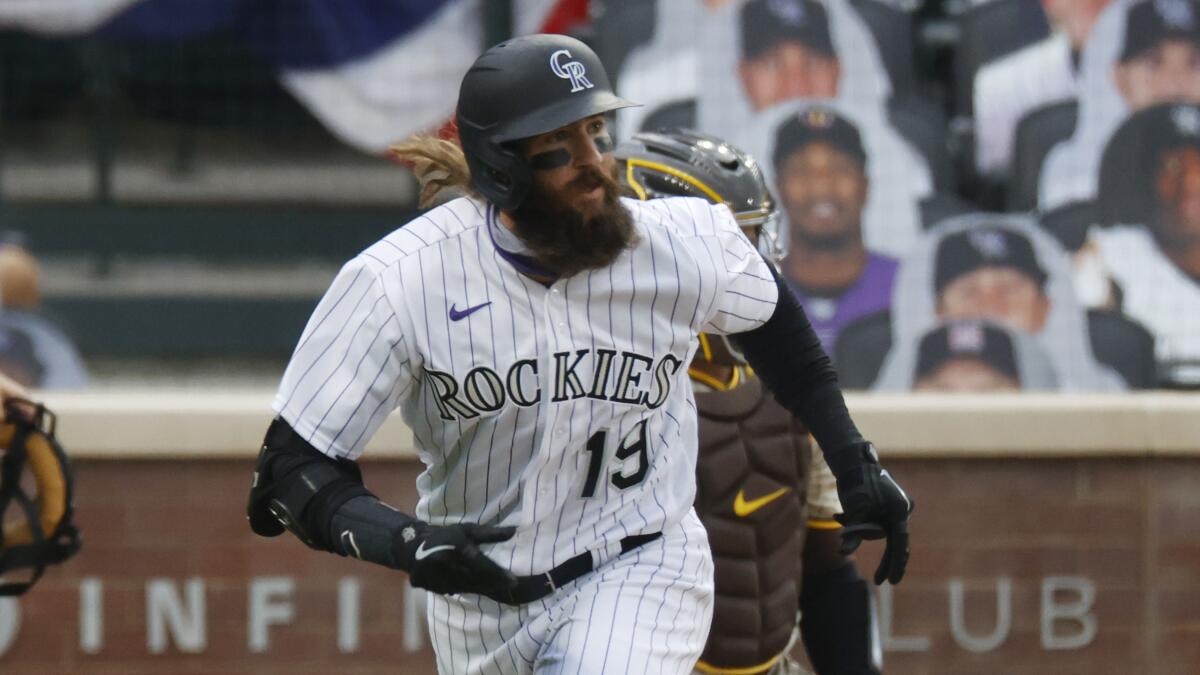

{"left": 0, "top": 373, "right": 80, "bottom": 596}
{"left": 618, "top": 131, "right": 883, "bottom": 674}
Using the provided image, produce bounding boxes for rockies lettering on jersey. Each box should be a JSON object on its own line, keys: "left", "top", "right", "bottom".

{"left": 425, "top": 350, "right": 683, "bottom": 419}
{"left": 272, "top": 195, "right": 777, "bottom": 576}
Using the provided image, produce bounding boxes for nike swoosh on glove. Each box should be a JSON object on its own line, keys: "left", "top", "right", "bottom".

{"left": 394, "top": 521, "right": 519, "bottom": 598}
{"left": 831, "top": 442, "right": 914, "bottom": 585}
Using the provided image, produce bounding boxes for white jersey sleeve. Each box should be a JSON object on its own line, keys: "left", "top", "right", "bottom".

{"left": 680, "top": 199, "right": 779, "bottom": 335}
{"left": 272, "top": 256, "right": 414, "bottom": 460}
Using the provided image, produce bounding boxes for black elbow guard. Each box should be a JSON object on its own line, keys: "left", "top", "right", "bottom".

{"left": 247, "top": 418, "right": 371, "bottom": 551}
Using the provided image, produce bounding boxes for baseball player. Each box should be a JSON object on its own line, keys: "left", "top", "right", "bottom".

{"left": 247, "top": 34, "right": 911, "bottom": 674}
{"left": 619, "top": 131, "right": 881, "bottom": 675}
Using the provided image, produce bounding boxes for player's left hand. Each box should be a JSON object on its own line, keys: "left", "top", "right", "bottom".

{"left": 831, "top": 442, "right": 913, "bottom": 585}
{"left": 394, "top": 522, "right": 519, "bottom": 599}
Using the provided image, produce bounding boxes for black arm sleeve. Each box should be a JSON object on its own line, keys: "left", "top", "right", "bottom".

{"left": 328, "top": 496, "right": 417, "bottom": 569}
{"left": 730, "top": 265, "right": 865, "bottom": 463}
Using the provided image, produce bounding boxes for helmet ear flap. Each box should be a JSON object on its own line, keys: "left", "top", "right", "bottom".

{"left": 466, "top": 137, "right": 532, "bottom": 211}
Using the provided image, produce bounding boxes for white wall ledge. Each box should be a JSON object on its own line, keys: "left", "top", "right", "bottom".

{"left": 35, "top": 389, "right": 1200, "bottom": 460}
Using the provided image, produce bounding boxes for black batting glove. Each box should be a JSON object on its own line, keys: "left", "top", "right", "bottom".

{"left": 393, "top": 521, "right": 519, "bottom": 598}
{"left": 828, "top": 442, "right": 914, "bottom": 585}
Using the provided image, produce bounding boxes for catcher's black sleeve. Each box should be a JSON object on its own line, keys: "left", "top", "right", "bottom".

{"left": 730, "top": 265, "right": 865, "bottom": 462}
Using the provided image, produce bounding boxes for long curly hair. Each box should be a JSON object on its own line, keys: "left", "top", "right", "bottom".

{"left": 389, "top": 135, "right": 477, "bottom": 209}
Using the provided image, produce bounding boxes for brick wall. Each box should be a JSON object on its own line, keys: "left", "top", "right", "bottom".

{"left": 0, "top": 457, "right": 1195, "bottom": 674}
{"left": 872, "top": 457, "right": 1199, "bottom": 675}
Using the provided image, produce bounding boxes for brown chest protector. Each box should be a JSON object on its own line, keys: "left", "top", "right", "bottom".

{"left": 693, "top": 376, "right": 812, "bottom": 671}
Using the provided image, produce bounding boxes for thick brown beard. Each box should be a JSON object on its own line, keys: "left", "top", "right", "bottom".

{"left": 509, "top": 163, "right": 639, "bottom": 277}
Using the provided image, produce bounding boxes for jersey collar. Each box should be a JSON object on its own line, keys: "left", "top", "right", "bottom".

{"left": 486, "top": 204, "right": 560, "bottom": 283}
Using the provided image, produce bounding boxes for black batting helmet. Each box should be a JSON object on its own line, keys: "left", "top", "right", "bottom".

{"left": 456, "top": 34, "right": 638, "bottom": 210}
{"left": 616, "top": 130, "right": 783, "bottom": 263}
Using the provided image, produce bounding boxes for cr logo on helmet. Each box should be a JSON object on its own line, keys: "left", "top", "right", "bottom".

{"left": 550, "top": 50, "right": 594, "bottom": 93}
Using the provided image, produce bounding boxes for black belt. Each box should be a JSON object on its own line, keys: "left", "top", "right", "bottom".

{"left": 496, "top": 532, "right": 662, "bottom": 605}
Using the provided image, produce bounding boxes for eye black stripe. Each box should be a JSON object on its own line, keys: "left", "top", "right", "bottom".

{"left": 530, "top": 148, "right": 571, "bottom": 170}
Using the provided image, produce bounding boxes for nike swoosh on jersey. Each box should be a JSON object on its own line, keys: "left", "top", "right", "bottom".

{"left": 414, "top": 541, "right": 457, "bottom": 560}
{"left": 449, "top": 301, "right": 492, "bottom": 321}
{"left": 733, "top": 487, "right": 790, "bottom": 517}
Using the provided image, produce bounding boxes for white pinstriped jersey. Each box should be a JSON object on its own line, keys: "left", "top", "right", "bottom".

{"left": 273, "top": 195, "right": 778, "bottom": 576}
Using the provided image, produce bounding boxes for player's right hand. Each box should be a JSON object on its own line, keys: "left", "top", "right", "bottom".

{"left": 830, "top": 442, "right": 914, "bottom": 586}
{"left": 394, "top": 522, "right": 519, "bottom": 598}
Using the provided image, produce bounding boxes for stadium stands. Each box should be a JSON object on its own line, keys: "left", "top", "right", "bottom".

{"left": 953, "top": 0, "right": 1050, "bottom": 116}
{"left": 0, "top": 0, "right": 1195, "bottom": 390}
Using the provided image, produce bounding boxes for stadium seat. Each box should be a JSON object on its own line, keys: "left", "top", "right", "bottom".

{"left": 1007, "top": 99, "right": 1079, "bottom": 212}
{"left": 1038, "top": 199, "right": 1096, "bottom": 252}
{"left": 851, "top": 0, "right": 918, "bottom": 97}
{"left": 638, "top": 99, "right": 698, "bottom": 133}
{"left": 1085, "top": 309, "right": 1157, "bottom": 389}
{"left": 832, "top": 309, "right": 894, "bottom": 389}
{"left": 954, "top": 0, "right": 1050, "bottom": 116}
{"left": 4, "top": 202, "right": 415, "bottom": 360}
{"left": 1159, "top": 361, "right": 1200, "bottom": 389}
{"left": 44, "top": 296, "right": 314, "bottom": 358}
{"left": 889, "top": 95, "right": 955, "bottom": 191}
{"left": 1095, "top": 105, "right": 1161, "bottom": 228}
{"left": 0, "top": 204, "right": 410, "bottom": 261}
{"left": 831, "top": 306, "right": 1157, "bottom": 389}
{"left": 919, "top": 192, "right": 977, "bottom": 228}
{"left": 586, "top": 0, "right": 658, "bottom": 89}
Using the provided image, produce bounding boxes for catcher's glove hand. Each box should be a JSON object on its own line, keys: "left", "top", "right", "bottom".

{"left": 394, "top": 521, "right": 518, "bottom": 598}
{"left": 831, "top": 442, "right": 913, "bottom": 585}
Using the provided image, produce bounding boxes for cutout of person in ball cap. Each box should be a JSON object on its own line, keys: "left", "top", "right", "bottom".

{"left": 696, "top": 0, "right": 893, "bottom": 139}
{"left": 878, "top": 213, "right": 1125, "bottom": 390}
{"left": 692, "top": 1, "right": 931, "bottom": 257}
{"left": 1089, "top": 101, "right": 1200, "bottom": 377}
{"left": 1040, "top": 0, "right": 1200, "bottom": 209}
{"left": 933, "top": 227, "right": 1052, "bottom": 335}
{"left": 747, "top": 99, "right": 930, "bottom": 259}
{"left": 882, "top": 318, "right": 1059, "bottom": 392}
{"left": 737, "top": 0, "right": 841, "bottom": 112}
{"left": 771, "top": 106, "right": 899, "bottom": 354}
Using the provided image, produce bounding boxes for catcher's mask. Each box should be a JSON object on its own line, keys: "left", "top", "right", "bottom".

{"left": 0, "top": 400, "right": 80, "bottom": 596}
{"left": 616, "top": 129, "right": 784, "bottom": 265}
{"left": 456, "top": 33, "right": 638, "bottom": 210}
{"left": 618, "top": 130, "right": 783, "bottom": 367}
